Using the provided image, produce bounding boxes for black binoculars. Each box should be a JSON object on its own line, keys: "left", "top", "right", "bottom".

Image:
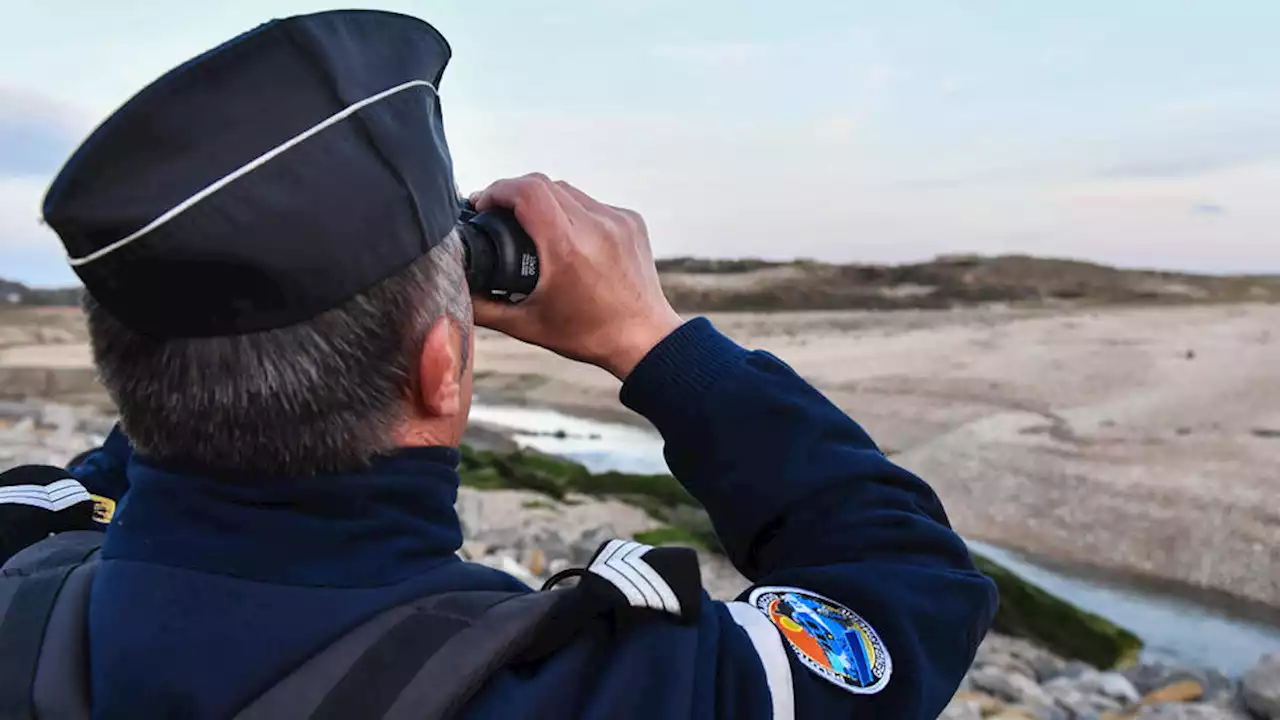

{"left": 458, "top": 200, "right": 539, "bottom": 304}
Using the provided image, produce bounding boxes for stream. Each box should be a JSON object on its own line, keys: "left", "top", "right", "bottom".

{"left": 468, "top": 403, "right": 1280, "bottom": 677}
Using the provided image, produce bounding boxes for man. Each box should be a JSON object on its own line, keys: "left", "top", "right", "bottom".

{"left": 40, "top": 10, "right": 995, "bottom": 719}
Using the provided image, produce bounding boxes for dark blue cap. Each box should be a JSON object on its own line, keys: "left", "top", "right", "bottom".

{"left": 43, "top": 10, "right": 458, "bottom": 338}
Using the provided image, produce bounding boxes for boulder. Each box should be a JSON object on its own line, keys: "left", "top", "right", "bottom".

{"left": 1243, "top": 655, "right": 1280, "bottom": 719}
{"left": 969, "top": 666, "right": 1056, "bottom": 708}
{"left": 1076, "top": 671, "right": 1141, "bottom": 704}
{"left": 980, "top": 634, "right": 1070, "bottom": 682}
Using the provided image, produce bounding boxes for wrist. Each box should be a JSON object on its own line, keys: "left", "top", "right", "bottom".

{"left": 601, "top": 310, "right": 684, "bottom": 380}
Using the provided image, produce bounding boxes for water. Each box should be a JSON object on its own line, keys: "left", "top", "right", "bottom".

{"left": 968, "top": 541, "right": 1280, "bottom": 677}
{"left": 468, "top": 405, "right": 668, "bottom": 474}
{"left": 469, "top": 402, "right": 1280, "bottom": 676}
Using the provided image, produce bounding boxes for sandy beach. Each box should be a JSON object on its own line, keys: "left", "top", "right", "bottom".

{"left": 470, "top": 303, "right": 1280, "bottom": 610}
{"left": 3, "top": 303, "right": 1278, "bottom": 608}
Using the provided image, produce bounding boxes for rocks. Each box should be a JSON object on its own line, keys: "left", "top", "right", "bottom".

{"left": 980, "top": 634, "right": 1070, "bottom": 682}
{"left": 0, "top": 402, "right": 112, "bottom": 467}
{"left": 957, "top": 635, "right": 1270, "bottom": 720}
{"left": 1132, "top": 702, "right": 1248, "bottom": 719}
{"left": 969, "top": 667, "right": 1056, "bottom": 708}
{"left": 1043, "top": 674, "right": 1125, "bottom": 716}
{"left": 1243, "top": 654, "right": 1280, "bottom": 719}
{"left": 1124, "top": 663, "right": 1236, "bottom": 705}
{"left": 1086, "top": 672, "right": 1141, "bottom": 704}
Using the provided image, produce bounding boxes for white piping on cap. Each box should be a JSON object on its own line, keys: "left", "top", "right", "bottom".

{"left": 65, "top": 79, "right": 439, "bottom": 267}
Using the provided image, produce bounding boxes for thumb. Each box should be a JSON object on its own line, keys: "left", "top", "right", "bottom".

{"left": 471, "top": 295, "right": 528, "bottom": 336}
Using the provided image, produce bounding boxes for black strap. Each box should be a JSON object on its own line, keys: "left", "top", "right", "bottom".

{"left": 310, "top": 607, "right": 473, "bottom": 719}
{"left": 0, "top": 566, "right": 76, "bottom": 719}
{"left": 234, "top": 591, "right": 526, "bottom": 720}
{"left": 381, "top": 590, "right": 580, "bottom": 720}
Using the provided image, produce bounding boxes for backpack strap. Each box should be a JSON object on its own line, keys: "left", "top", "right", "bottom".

{"left": 379, "top": 589, "right": 586, "bottom": 720}
{"left": 234, "top": 588, "right": 586, "bottom": 720}
{"left": 237, "top": 538, "right": 704, "bottom": 720}
{"left": 0, "top": 531, "right": 103, "bottom": 720}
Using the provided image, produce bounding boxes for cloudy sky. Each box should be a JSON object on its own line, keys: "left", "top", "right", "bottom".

{"left": 2, "top": 1, "right": 1277, "bottom": 286}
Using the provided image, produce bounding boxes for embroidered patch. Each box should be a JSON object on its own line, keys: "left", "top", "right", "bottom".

{"left": 749, "top": 586, "right": 891, "bottom": 695}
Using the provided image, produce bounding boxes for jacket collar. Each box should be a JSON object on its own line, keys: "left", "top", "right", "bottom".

{"left": 101, "top": 447, "right": 465, "bottom": 587}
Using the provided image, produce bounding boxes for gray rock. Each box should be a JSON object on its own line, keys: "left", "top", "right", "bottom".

{"left": 1135, "top": 702, "right": 1249, "bottom": 719}
{"left": 975, "top": 650, "right": 1039, "bottom": 682}
{"left": 979, "top": 634, "right": 1071, "bottom": 682}
{"left": 571, "top": 525, "right": 617, "bottom": 566}
{"left": 1066, "top": 670, "right": 1140, "bottom": 704}
{"left": 969, "top": 666, "right": 1055, "bottom": 708}
{"left": 1125, "top": 662, "right": 1237, "bottom": 705}
{"left": 528, "top": 527, "right": 571, "bottom": 563}
{"left": 1058, "top": 661, "right": 1097, "bottom": 681}
{"left": 1243, "top": 654, "right": 1280, "bottom": 719}
{"left": 1042, "top": 675, "right": 1124, "bottom": 719}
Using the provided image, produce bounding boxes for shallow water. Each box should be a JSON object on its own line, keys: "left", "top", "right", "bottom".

{"left": 469, "top": 403, "right": 1280, "bottom": 676}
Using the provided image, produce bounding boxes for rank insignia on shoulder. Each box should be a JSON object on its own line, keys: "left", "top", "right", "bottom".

{"left": 544, "top": 539, "right": 703, "bottom": 623}
{"left": 748, "top": 586, "right": 892, "bottom": 695}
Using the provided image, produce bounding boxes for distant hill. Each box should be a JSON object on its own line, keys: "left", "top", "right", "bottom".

{"left": 4, "top": 255, "right": 1278, "bottom": 314}
{"left": 0, "top": 278, "right": 82, "bottom": 308}
{"left": 656, "top": 255, "right": 1280, "bottom": 312}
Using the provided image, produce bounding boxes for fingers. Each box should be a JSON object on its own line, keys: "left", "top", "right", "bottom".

{"left": 471, "top": 294, "right": 524, "bottom": 334}
{"left": 474, "top": 174, "right": 573, "bottom": 244}
{"left": 555, "top": 180, "right": 646, "bottom": 235}
{"left": 552, "top": 180, "right": 599, "bottom": 211}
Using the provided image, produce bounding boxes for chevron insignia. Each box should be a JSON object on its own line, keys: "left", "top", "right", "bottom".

{"left": 581, "top": 539, "right": 704, "bottom": 623}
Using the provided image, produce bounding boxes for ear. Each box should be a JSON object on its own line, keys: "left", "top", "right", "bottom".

{"left": 416, "top": 315, "right": 462, "bottom": 418}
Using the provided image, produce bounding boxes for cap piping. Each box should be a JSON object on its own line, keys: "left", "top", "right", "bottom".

{"left": 64, "top": 78, "right": 439, "bottom": 267}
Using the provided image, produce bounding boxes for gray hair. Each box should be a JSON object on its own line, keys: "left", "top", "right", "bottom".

{"left": 85, "top": 231, "right": 472, "bottom": 475}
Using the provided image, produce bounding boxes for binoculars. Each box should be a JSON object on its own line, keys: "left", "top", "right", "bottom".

{"left": 458, "top": 200, "right": 539, "bottom": 304}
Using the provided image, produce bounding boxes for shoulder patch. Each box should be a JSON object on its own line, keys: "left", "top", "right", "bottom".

{"left": 748, "top": 586, "right": 892, "bottom": 695}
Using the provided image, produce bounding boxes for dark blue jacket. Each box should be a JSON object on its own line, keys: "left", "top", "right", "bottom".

{"left": 72, "top": 318, "right": 996, "bottom": 719}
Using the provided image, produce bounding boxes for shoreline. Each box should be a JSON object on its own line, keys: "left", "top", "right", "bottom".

{"left": 469, "top": 391, "right": 1280, "bottom": 626}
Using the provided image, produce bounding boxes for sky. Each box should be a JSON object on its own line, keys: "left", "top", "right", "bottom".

{"left": 1, "top": 1, "right": 1277, "bottom": 286}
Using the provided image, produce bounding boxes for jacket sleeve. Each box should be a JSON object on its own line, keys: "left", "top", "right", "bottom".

{"left": 620, "top": 318, "right": 997, "bottom": 719}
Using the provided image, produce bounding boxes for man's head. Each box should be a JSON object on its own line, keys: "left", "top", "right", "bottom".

{"left": 86, "top": 232, "right": 475, "bottom": 476}
{"left": 38, "top": 12, "right": 475, "bottom": 475}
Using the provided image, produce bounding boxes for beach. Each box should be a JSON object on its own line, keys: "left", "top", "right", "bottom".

{"left": 469, "top": 303, "right": 1280, "bottom": 610}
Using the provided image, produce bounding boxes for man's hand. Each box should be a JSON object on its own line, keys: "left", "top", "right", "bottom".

{"left": 471, "top": 174, "right": 683, "bottom": 380}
